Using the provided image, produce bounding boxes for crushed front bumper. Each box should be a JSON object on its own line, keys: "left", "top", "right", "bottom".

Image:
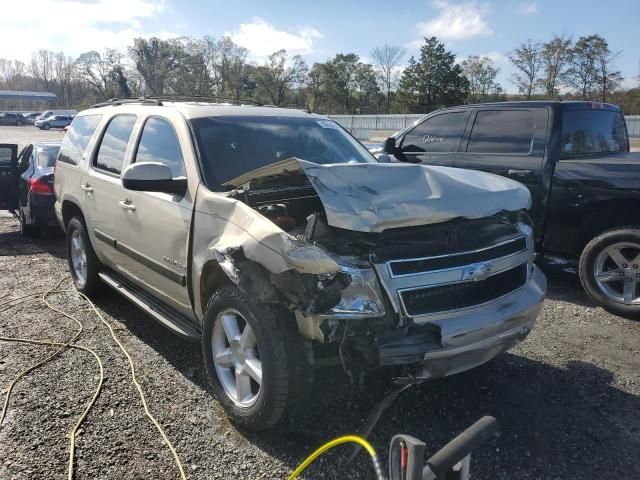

{"left": 378, "top": 265, "right": 546, "bottom": 378}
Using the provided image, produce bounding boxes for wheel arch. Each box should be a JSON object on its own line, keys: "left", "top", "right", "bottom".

{"left": 61, "top": 199, "right": 85, "bottom": 230}
{"left": 198, "top": 260, "right": 233, "bottom": 318}
{"left": 580, "top": 200, "right": 640, "bottom": 252}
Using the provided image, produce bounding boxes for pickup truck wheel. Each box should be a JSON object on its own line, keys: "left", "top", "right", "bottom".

{"left": 202, "top": 285, "right": 312, "bottom": 431}
{"left": 66, "top": 217, "right": 101, "bottom": 295}
{"left": 580, "top": 228, "right": 640, "bottom": 318}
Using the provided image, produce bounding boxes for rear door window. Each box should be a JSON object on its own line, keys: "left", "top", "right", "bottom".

{"left": 134, "top": 117, "right": 185, "bottom": 177}
{"left": 58, "top": 114, "right": 102, "bottom": 165}
{"left": 401, "top": 112, "right": 466, "bottom": 153}
{"left": 94, "top": 115, "right": 136, "bottom": 175}
{"left": 467, "top": 110, "right": 534, "bottom": 154}
{"left": 562, "top": 110, "right": 627, "bottom": 156}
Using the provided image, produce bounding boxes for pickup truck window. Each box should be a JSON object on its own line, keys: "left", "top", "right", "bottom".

{"left": 134, "top": 117, "right": 185, "bottom": 177}
{"left": 94, "top": 115, "right": 136, "bottom": 175}
{"left": 191, "top": 115, "right": 376, "bottom": 190}
{"left": 401, "top": 112, "right": 466, "bottom": 153}
{"left": 561, "top": 110, "right": 627, "bottom": 156}
{"left": 467, "top": 110, "right": 534, "bottom": 154}
{"left": 58, "top": 114, "right": 102, "bottom": 165}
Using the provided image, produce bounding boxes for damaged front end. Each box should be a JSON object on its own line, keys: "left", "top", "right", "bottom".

{"left": 192, "top": 158, "right": 546, "bottom": 379}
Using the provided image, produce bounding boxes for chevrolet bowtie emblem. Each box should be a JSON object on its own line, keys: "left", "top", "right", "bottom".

{"left": 462, "top": 261, "right": 494, "bottom": 282}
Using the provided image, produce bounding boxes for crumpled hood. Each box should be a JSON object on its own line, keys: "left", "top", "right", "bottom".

{"left": 228, "top": 158, "right": 532, "bottom": 233}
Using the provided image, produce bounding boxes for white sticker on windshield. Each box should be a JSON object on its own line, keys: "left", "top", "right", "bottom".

{"left": 316, "top": 120, "right": 340, "bottom": 130}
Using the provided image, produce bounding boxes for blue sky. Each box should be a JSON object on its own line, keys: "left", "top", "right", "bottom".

{"left": 4, "top": 0, "right": 639, "bottom": 91}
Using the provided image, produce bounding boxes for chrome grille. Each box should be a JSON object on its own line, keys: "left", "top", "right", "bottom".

{"left": 388, "top": 236, "right": 527, "bottom": 277}
{"left": 400, "top": 263, "right": 528, "bottom": 316}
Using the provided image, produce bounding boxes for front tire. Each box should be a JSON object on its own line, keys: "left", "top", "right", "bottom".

{"left": 579, "top": 227, "right": 640, "bottom": 318}
{"left": 66, "top": 217, "right": 101, "bottom": 295}
{"left": 202, "top": 285, "right": 312, "bottom": 431}
{"left": 42, "top": 123, "right": 50, "bottom": 130}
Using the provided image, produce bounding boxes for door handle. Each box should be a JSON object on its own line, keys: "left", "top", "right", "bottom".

{"left": 507, "top": 169, "right": 532, "bottom": 177}
{"left": 80, "top": 183, "right": 93, "bottom": 192}
{"left": 119, "top": 200, "right": 136, "bottom": 211}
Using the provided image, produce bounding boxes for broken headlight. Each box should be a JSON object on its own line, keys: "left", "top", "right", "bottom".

{"left": 319, "top": 266, "right": 386, "bottom": 319}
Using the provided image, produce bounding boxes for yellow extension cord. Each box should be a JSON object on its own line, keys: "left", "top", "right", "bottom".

{"left": 287, "top": 435, "right": 383, "bottom": 480}
{"left": 1, "top": 278, "right": 382, "bottom": 480}
{"left": 0, "top": 277, "right": 186, "bottom": 480}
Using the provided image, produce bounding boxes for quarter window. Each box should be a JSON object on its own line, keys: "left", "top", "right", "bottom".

{"left": 402, "top": 112, "right": 466, "bottom": 153}
{"left": 467, "top": 110, "right": 534, "bottom": 154}
{"left": 95, "top": 115, "right": 136, "bottom": 175}
{"left": 58, "top": 114, "right": 102, "bottom": 165}
{"left": 134, "top": 117, "right": 185, "bottom": 177}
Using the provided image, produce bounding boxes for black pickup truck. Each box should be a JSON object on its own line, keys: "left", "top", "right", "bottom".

{"left": 379, "top": 101, "right": 640, "bottom": 317}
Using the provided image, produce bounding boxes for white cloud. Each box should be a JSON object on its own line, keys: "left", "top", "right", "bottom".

{"left": 480, "top": 51, "right": 507, "bottom": 64}
{"left": 415, "top": 0, "right": 493, "bottom": 41}
{"left": 516, "top": 2, "right": 538, "bottom": 14}
{"left": 225, "top": 17, "right": 323, "bottom": 59}
{"left": 0, "top": 0, "right": 176, "bottom": 61}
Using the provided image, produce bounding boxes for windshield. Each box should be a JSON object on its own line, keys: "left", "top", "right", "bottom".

{"left": 37, "top": 145, "right": 60, "bottom": 167}
{"left": 190, "top": 115, "right": 376, "bottom": 190}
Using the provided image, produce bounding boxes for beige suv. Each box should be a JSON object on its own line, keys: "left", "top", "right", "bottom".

{"left": 54, "top": 99, "right": 546, "bottom": 431}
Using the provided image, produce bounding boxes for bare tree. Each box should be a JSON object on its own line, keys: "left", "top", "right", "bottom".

{"left": 461, "top": 55, "right": 500, "bottom": 103}
{"left": 30, "top": 50, "right": 55, "bottom": 91}
{"left": 371, "top": 44, "right": 405, "bottom": 111}
{"left": 595, "top": 45, "right": 623, "bottom": 102}
{"left": 508, "top": 40, "right": 542, "bottom": 99}
{"left": 53, "top": 52, "right": 74, "bottom": 106}
{"left": 540, "top": 34, "right": 573, "bottom": 98}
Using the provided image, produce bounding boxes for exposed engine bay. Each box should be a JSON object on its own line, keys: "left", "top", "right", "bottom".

{"left": 220, "top": 159, "right": 535, "bottom": 372}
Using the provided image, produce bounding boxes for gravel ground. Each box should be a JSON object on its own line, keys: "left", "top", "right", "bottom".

{"left": 0, "top": 216, "right": 639, "bottom": 480}
{"left": 0, "top": 124, "right": 639, "bottom": 479}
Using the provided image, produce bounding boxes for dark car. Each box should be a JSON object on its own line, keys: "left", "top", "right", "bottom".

{"left": 8, "top": 142, "right": 60, "bottom": 236}
{"left": 0, "top": 112, "right": 26, "bottom": 126}
{"left": 379, "top": 101, "right": 640, "bottom": 317}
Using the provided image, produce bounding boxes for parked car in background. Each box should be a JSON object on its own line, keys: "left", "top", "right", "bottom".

{"left": 0, "top": 112, "right": 26, "bottom": 126}
{"left": 25, "top": 112, "right": 41, "bottom": 124}
{"left": 36, "top": 109, "right": 78, "bottom": 122}
{"left": 35, "top": 115, "right": 74, "bottom": 130}
{"left": 378, "top": 101, "right": 640, "bottom": 317}
{"left": 54, "top": 100, "right": 545, "bottom": 430}
{"left": 0, "top": 142, "right": 61, "bottom": 235}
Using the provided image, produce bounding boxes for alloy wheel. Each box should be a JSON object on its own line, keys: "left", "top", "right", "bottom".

{"left": 594, "top": 242, "right": 640, "bottom": 305}
{"left": 70, "top": 230, "right": 88, "bottom": 286}
{"left": 211, "top": 309, "right": 262, "bottom": 407}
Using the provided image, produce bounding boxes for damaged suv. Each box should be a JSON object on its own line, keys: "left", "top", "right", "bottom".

{"left": 54, "top": 99, "right": 546, "bottom": 430}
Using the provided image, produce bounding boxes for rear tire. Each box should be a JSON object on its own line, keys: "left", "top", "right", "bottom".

{"left": 579, "top": 227, "right": 640, "bottom": 319}
{"left": 66, "top": 217, "right": 101, "bottom": 295}
{"left": 202, "top": 285, "right": 313, "bottom": 431}
{"left": 18, "top": 208, "right": 40, "bottom": 237}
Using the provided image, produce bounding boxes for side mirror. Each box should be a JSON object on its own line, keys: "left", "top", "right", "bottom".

{"left": 121, "top": 162, "right": 187, "bottom": 196}
{"left": 383, "top": 136, "right": 398, "bottom": 155}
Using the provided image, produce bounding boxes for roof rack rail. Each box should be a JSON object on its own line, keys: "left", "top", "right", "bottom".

{"left": 145, "top": 95, "right": 264, "bottom": 106}
{"left": 92, "top": 95, "right": 266, "bottom": 108}
{"left": 93, "top": 97, "right": 163, "bottom": 108}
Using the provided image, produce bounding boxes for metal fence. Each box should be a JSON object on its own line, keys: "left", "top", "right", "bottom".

{"left": 329, "top": 113, "right": 640, "bottom": 140}
{"left": 627, "top": 116, "right": 640, "bottom": 138}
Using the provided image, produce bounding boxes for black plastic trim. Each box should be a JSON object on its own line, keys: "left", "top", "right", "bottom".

{"left": 116, "top": 242, "right": 186, "bottom": 286}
